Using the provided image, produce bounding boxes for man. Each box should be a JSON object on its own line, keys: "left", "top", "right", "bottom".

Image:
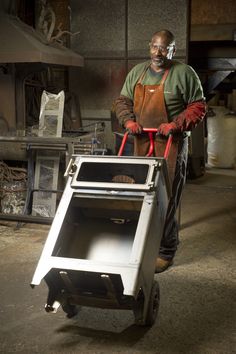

{"left": 114, "top": 30, "right": 206, "bottom": 273}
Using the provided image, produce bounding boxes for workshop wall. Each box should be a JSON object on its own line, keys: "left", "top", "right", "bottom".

{"left": 191, "top": 0, "right": 236, "bottom": 25}
{"left": 69, "top": 0, "right": 189, "bottom": 151}
{"left": 190, "top": 0, "right": 236, "bottom": 41}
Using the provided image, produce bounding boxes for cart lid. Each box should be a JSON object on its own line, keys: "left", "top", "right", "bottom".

{"left": 69, "top": 155, "right": 167, "bottom": 192}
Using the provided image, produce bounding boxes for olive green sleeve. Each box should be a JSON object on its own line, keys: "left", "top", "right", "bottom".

{"left": 183, "top": 65, "right": 205, "bottom": 104}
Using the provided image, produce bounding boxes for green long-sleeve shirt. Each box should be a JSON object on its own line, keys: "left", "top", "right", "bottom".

{"left": 120, "top": 60, "right": 205, "bottom": 120}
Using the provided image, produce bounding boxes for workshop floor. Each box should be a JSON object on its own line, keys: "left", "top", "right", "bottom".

{"left": 0, "top": 167, "right": 235, "bottom": 354}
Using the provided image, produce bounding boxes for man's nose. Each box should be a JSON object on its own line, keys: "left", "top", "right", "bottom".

{"left": 154, "top": 46, "right": 162, "bottom": 54}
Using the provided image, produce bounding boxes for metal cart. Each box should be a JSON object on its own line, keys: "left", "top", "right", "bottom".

{"left": 31, "top": 130, "right": 172, "bottom": 326}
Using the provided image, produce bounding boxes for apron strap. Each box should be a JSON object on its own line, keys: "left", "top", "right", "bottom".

{"left": 137, "top": 64, "right": 150, "bottom": 84}
{"left": 160, "top": 69, "right": 169, "bottom": 85}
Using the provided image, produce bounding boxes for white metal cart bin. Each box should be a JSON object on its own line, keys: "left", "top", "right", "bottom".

{"left": 31, "top": 154, "right": 171, "bottom": 326}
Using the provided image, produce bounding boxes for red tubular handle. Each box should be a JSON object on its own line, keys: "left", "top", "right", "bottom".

{"left": 142, "top": 128, "right": 159, "bottom": 133}
{"left": 118, "top": 128, "right": 173, "bottom": 159}
{"left": 164, "top": 134, "right": 173, "bottom": 159}
{"left": 118, "top": 131, "right": 129, "bottom": 156}
{"left": 146, "top": 131, "right": 154, "bottom": 157}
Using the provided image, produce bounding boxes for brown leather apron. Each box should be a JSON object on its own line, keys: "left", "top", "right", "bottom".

{"left": 133, "top": 66, "right": 179, "bottom": 184}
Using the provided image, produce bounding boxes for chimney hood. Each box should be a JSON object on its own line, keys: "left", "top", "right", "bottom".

{"left": 0, "top": 14, "right": 84, "bottom": 67}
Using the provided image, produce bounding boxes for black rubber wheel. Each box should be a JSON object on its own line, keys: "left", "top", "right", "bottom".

{"left": 133, "top": 288, "right": 145, "bottom": 325}
{"left": 62, "top": 302, "right": 79, "bottom": 318}
{"left": 143, "top": 280, "right": 160, "bottom": 326}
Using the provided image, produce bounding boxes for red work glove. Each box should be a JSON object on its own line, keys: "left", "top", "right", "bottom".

{"left": 158, "top": 122, "right": 179, "bottom": 136}
{"left": 124, "top": 120, "right": 142, "bottom": 134}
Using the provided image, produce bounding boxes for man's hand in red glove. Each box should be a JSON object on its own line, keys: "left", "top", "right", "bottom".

{"left": 124, "top": 120, "right": 142, "bottom": 134}
{"left": 158, "top": 122, "right": 179, "bottom": 136}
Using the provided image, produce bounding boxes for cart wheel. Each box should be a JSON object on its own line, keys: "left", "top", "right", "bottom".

{"left": 62, "top": 302, "right": 79, "bottom": 319}
{"left": 133, "top": 288, "right": 145, "bottom": 325}
{"left": 143, "top": 280, "right": 160, "bottom": 326}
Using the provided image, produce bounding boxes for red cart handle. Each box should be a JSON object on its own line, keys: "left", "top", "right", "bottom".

{"left": 118, "top": 128, "right": 173, "bottom": 159}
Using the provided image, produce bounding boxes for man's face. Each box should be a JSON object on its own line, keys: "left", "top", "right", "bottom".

{"left": 149, "top": 35, "right": 175, "bottom": 69}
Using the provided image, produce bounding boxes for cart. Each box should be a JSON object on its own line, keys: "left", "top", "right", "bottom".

{"left": 31, "top": 129, "right": 172, "bottom": 326}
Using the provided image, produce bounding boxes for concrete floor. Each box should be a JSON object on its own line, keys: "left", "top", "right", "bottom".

{"left": 0, "top": 168, "right": 235, "bottom": 354}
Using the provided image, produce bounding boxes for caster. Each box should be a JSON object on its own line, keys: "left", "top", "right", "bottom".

{"left": 45, "top": 300, "right": 60, "bottom": 313}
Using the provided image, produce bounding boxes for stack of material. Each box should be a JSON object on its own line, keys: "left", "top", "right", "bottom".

{"left": 0, "top": 161, "right": 27, "bottom": 214}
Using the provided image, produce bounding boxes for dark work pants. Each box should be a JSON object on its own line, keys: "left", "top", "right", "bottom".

{"left": 159, "top": 136, "right": 188, "bottom": 260}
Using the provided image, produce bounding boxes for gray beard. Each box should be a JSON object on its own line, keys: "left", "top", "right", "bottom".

{"left": 151, "top": 57, "right": 165, "bottom": 68}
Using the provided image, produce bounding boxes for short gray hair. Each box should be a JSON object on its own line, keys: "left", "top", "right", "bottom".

{"left": 152, "top": 30, "right": 175, "bottom": 45}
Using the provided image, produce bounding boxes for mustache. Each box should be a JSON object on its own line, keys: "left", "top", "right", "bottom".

{"left": 152, "top": 56, "right": 164, "bottom": 61}
{"left": 152, "top": 54, "right": 164, "bottom": 59}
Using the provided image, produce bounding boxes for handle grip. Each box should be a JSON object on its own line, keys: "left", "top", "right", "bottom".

{"left": 118, "top": 128, "right": 173, "bottom": 158}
